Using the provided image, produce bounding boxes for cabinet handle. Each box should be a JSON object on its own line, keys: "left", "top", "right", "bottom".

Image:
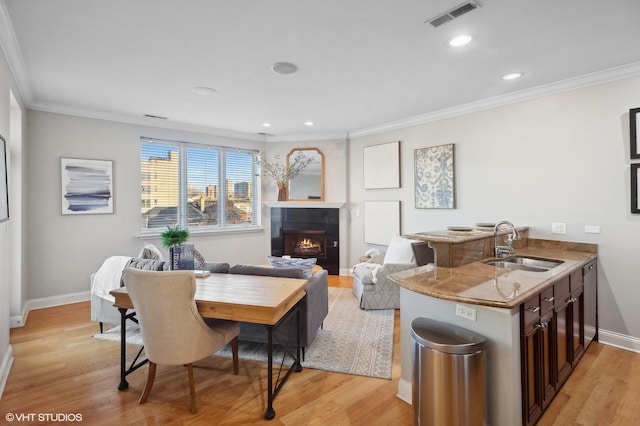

{"left": 535, "top": 321, "right": 548, "bottom": 329}
{"left": 570, "top": 297, "right": 578, "bottom": 303}
{"left": 543, "top": 296, "right": 555, "bottom": 302}
{"left": 527, "top": 306, "right": 540, "bottom": 313}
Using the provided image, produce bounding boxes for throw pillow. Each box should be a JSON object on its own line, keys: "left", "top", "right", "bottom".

{"left": 228, "top": 264, "right": 305, "bottom": 279}
{"left": 383, "top": 236, "right": 415, "bottom": 264}
{"left": 267, "top": 256, "right": 317, "bottom": 278}
{"left": 138, "top": 243, "right": 164, "bottom": 261}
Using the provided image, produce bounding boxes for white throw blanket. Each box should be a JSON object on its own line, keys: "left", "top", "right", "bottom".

{"left": 91, "top": 256, "right": 132, "bottom": 302}
{"left": 352, "top": 262, "right": 382, "bottom": 283}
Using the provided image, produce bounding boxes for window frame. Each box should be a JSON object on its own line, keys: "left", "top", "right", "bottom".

{"left": 139, "top": 137, "right": 261, "bottom": 235}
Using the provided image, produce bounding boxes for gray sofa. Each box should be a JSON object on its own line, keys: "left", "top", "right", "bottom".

{"left": 91, "top": 258, "right": 329, "bottom": 357}
{"left": 225, "top": 264, "right": 329, "bottom": 359}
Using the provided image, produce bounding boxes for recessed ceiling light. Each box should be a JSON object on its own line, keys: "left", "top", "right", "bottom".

{"left": 449, "top": 35, "right": 472, "bottom": 47}
{"left": 262, "top": 122, "right": 272, "bottom": 128}
{"left": 304, "top": 121, "right": 315, "bottom": 126}
{"left": 271, "top": 62, "right": 298, "bottom": 75}
{"left": 502, "top": 72, "right": 524, "bottom": 80}
{"left": 191, "top": 86, "right": 217, "bottom": 96}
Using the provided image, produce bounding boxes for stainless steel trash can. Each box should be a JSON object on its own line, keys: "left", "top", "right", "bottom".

{"left": 411, "top": 317, "right": 487, "bottom": 426}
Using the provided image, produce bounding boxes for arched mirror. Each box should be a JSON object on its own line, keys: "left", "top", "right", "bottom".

{"left": 287, "top": 148, "right": 324, "bottom": 201}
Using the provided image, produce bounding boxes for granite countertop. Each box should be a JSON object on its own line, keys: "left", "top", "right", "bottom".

{"left": 389, "top": 245, "right": 597, "bottom": 309}
{"left": 409, "top": 226, "right": 529, "bottom": 243}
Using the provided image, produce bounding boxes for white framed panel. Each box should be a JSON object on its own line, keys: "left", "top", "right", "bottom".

{"left": 364, "top": 200, "right": 400, "bottom": 245}
{"left": 363, "top": 141, "right": 400, "bottom": 189}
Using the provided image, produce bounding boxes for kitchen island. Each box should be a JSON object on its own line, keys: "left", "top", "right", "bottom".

{"left": 390, "top": 235, "right": 597, "bottom": 426}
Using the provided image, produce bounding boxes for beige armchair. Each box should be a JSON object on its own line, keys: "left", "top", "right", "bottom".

{"left": 122, "top": 268, "right": 240, "bottom": 413}
{"left": 352, "top": 236, "right": 419, "bottom": 309}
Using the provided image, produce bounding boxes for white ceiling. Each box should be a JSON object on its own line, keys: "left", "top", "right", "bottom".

{"left": 2, "top": 0, "right": 640, "bottom": 141}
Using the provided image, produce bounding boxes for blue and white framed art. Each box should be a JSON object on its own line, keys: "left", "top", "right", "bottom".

{"left": 61, "top": 157, "right": 114, "bottom": 215}
{"left": 414, "top": 143, "right": 455, "bottom": 209}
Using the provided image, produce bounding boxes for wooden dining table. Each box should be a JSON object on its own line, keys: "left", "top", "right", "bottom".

{"left": 109, "top": 272, "right": 308, "bottom": 420}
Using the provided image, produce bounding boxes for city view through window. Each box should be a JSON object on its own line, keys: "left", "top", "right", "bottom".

{"left": 140, "top": 139, "right": 257, "bottom": 231}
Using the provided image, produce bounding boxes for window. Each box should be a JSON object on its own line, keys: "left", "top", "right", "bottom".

{"left": 140, "top": 137, "right": 259, "bottom": 232}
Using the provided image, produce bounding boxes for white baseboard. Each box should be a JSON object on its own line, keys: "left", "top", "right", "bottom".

{"left": 0, "top": 345, "right": 14, "bottom": 399}
{"left": 339, "top": 267, "right": 353, "bottom": 276}
{"left": 397, "top": 378, "right": 412, "bottom": 405}
{"left": 10, "top": 291, "right": 91, "bottom": 329}
{"left": 599, "top": 328, "right": 640, "bottom": 353}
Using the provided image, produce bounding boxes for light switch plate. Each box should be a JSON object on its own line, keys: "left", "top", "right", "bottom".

{"left": 585, "top": 225, "right": 600, "bottom": 234}
{"left": 552, "top": 222, "right": 567, "bottom": 234}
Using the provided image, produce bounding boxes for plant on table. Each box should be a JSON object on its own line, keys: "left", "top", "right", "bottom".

{"left": 160, "top": 225, "right": 190, "bottom": 248}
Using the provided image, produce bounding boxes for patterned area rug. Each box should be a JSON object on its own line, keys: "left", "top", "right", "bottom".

{"left": 93, "top": 287, "right": 395, "bottom": 379}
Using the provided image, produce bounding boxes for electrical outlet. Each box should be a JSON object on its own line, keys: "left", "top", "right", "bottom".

{"left": 456, "top": 304, "right": 476, "bottom": 321}
{"left": 585, "top": 225, "right": 600, "bottom": 234}
{"left": 551, "top": 222, "right": 567, "bottom": 234}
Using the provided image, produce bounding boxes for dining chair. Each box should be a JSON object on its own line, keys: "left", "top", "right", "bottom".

{"left": 122, "top": 268, "right": 240, "bottom": 413}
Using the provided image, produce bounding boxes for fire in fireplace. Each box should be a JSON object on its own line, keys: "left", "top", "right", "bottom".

{"left": 271, "top": 207, "right": 339, "bottom": 274}
{"left": 284, "top": 231, "right": 325, "bottom": 257}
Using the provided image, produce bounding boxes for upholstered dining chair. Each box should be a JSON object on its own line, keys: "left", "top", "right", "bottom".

{"left": 122, "top": 268, "right": 240, "bottom": 414}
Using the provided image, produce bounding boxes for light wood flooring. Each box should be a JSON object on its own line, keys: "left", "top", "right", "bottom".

{"left": 1, "top": 275, "right": 638, "bottom": 425}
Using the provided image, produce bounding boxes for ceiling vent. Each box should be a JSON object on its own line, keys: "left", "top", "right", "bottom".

{"left": 427, "top": 1, "right": 480, "bottom": 28}
{"left": 143, "top": 114, "right": 168, "bottom": 120}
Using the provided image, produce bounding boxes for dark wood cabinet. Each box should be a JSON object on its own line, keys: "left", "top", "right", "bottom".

{"left": 554, "top": 275, "right": 572, "bottom": 388}
{"left": 521, "top": 263, "right": 596, "bottom": 425}
{"left": 521, "top": 287, "right": 556, "bottom": 426}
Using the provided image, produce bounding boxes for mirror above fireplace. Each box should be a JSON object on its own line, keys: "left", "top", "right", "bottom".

{"left": 287, "top": 148, "right": 324, "bottom": 201}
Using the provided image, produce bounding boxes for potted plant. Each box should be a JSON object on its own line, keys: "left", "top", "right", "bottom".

{"left": 256, "top": 151, "right": 313, "bottom": 200}
{"left": 161, "top": 225, "right": 189, "bottom": 248}
{"left": 160, "top": 225, "right": 192, "bottom": 270}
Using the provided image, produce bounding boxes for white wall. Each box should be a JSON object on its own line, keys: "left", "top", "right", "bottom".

{"left": 25, "top": 111, "right": 268, "bottom": 300}
{"left": 0, "top": 42, "right": 26, "bottom": 397}
{"left": 23, "top": 114, "right": 350, "bottom": 307}
{"left": 349, "top": 76, "right": 640, "bottom": 344}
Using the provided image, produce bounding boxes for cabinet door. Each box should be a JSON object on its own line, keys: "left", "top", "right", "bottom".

{"left": 540, "top": 311, "right": 556, "bottom": 409}
{"left": 521, "top": 323, "right": 543, "bottom": 426}
{"left": 570, "top": 286, "right": 585, "bottom": 367}
{"left": 554, "top": 276, "right": 572, "bottom": 388}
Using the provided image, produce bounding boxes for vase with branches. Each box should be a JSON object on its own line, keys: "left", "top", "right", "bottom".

{"left": 256, "top": 151, "right": 313, "bottom": 200}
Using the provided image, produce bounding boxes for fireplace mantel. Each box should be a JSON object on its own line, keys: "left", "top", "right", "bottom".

{"left": 263, "top": 201, "right": 345, "bottom": 209}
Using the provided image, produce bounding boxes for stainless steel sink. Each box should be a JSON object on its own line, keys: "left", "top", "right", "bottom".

{"left": 483, "top": 256, "right": 564, "bottom": 272}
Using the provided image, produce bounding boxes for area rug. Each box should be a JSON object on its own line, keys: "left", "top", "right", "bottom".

{"left": 92, "top": 287, "right": 395, "bottom": 379}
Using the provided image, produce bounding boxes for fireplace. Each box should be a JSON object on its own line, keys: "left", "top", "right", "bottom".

{"left": 271, "top": 207, "right": 339, "bottom": 274}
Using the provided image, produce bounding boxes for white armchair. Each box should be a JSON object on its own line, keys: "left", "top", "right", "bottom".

{"left": 352, "top": 236, "right": 418, "bottom": 310}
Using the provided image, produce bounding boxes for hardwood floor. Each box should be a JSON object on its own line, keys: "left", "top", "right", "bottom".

{"left": 1, "top": 275, "right": 638, "bottom": 425}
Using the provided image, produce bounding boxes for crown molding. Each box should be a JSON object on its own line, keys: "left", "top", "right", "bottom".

{"left": 3, "top": 0, "right": 639, "bottom": 144}
{"left": 0, "top": 0, "right": 32, "bottom": 104}
{"left": 349, "top": 61, "right": 640, "bottom": 139}
{"left": 29, "top": 101, "right": 271, "bottom": 142}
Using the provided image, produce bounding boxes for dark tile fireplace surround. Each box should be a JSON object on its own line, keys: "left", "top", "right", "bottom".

{"left": 270, "top": 207, "right": 339, "bottom": 275}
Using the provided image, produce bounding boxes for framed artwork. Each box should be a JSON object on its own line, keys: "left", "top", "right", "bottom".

{"left": 61, "top": 158, "right": 113, "bottom": 215}
{"left": 631, "top": 107, "right": 640, "bottom": 159}
{"left": 363, "top": 141, "right": 400, "bottom": 189}
{"left": 364, "top": 201, "right": 400, "bottom": 245}
{"left": 632, "top": 164, "right": 640, "bottom": 214}
{"left": 414, "top": 143, "right": 455, "bottom": 209}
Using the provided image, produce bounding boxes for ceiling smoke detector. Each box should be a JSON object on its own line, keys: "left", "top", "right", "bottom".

{"left": 426, "top": 1, "right": 480, "bottom": 28}
{"left": 271, "top": 62, "right": 298, "bottom": 75}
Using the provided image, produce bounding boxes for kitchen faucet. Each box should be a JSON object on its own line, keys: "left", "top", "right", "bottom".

{"left": 494, "top": 221, "right": 520, "bottom": 257}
